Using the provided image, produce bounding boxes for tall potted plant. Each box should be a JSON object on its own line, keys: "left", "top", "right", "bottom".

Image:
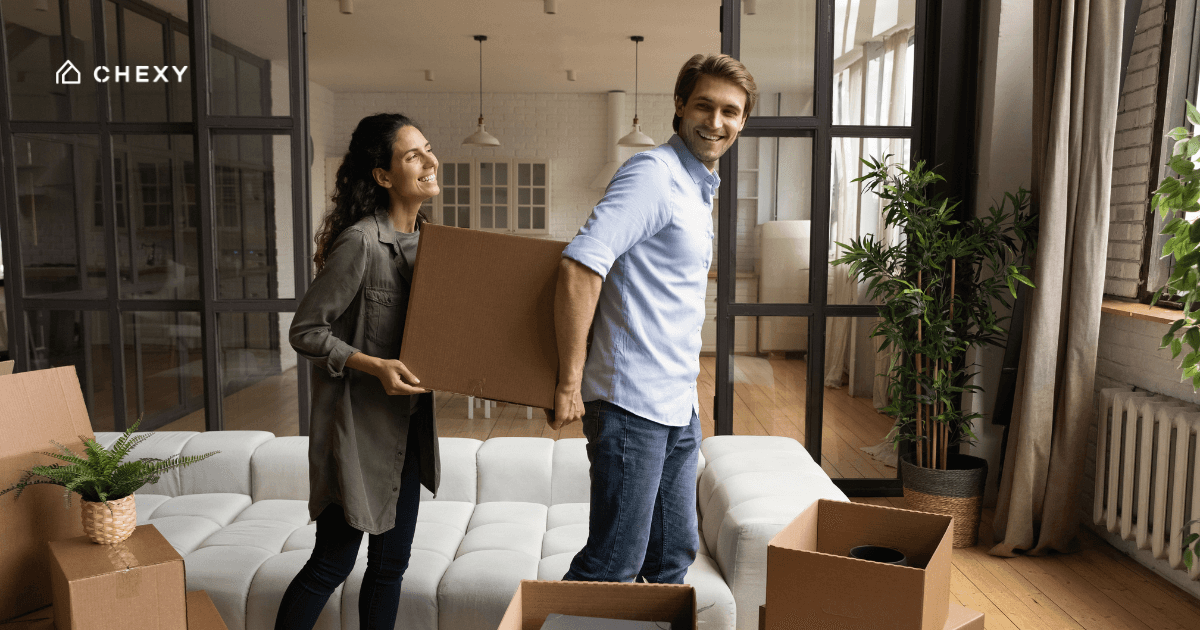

{"left": 833, "top": 157, "right": 1036, "bottom": 547}
{"left": 1, "top": 419, "right": 217, "bottom": 544}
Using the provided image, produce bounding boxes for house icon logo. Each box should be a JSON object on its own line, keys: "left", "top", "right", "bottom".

{"left": 55, "top": 60, "right": 81, "bottom": 85}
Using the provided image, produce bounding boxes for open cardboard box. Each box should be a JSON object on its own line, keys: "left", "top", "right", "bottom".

{"left": 765, "top": 499, "right": 954, "bottom": 630}
{"left": 0, "top": 367, "right": 94, "bottom": 622}
{"left": 758, "top": 603, "right": 982, "bottom": 630}
{"left": 497, "top": 580, "right": 696, "bottom": 630}
{"left": 400, "top": 224, "right": 567, "bottom": 410}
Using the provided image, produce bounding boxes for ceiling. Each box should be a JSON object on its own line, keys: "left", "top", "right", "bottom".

{"left": 305, "top": 0, "right": 723, "bottom": 94}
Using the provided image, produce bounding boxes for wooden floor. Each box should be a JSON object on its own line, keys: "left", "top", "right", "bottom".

{"left": 851, "top": 497, "right": 1200, "bottom": 629}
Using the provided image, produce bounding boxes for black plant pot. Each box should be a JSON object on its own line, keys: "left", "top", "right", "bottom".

{"left": 900, "top": 453, "right": 988, "bottom": 548}
{"left": 849, "top": 545, "right": 908, "bottom": 566}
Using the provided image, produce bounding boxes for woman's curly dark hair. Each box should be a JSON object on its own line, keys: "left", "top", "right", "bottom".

{"left": 314, "top": 113, "right": 431, "bottom": 272}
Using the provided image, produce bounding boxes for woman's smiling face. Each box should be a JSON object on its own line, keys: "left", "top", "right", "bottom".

{"left": 376, "top": 125, "right": 439, "bottom": 203}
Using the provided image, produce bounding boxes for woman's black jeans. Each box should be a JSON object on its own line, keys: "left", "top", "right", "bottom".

{"left": 274, "top": 428, "right": 422, "bottom": 630}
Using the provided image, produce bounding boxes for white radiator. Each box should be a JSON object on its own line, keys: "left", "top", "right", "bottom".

{"left": 1094, "top": 388, "right": 1200, "bottom": 579}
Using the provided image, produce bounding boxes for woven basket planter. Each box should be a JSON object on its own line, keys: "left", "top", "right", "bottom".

{"left": 900, "top": 454, "right": 987, "bottom": 548}
{"left": 81, "top": 494, "right": 137, "bottom": 544}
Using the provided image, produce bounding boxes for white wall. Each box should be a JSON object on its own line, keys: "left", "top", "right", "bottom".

{"left": 966, "top": 0, "right": 1033, "bottom": 507}
{"left": 327, "top": 91, "right": 677, "bottom": 242}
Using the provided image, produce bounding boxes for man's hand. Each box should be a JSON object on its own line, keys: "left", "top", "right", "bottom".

{"left": 548, "top": 381, "right": 585, "bottom": 430}
{"left": 348, "top": 353, "right": 428, "bottom": 395}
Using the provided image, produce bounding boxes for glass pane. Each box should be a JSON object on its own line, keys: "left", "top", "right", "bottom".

{"left": 457, "top": 208, "right": 469, "bottom": 227}
{"left": 822, "top": 316, "right": 898, "bottom": 479}
{"left": 518, "top": 207, "right": 530, "bottom": 229}
{"left": 732, "top": 136, "right": 812, "bottom": 303}
{"left": 122, "top": 310, "right": 203, "bottom": 430}
{"left": 729, "top": 316, "right": 804, "bottom": 439}
{"left": 443, "top": 189, "right": 456, "bottom": 205}
{"left": 533, "top": 163, "right": 545, "bottom": 186}
{"left": 218, "top": 311, "right": 299, "bottom": 434}
{"left": 480, "top": 206, "right": 492, "bottom": 229}
{"left": 104, "top": 0, "right": 119, "bottom": 120}
{"left": 115, "top": 135, "right": 200, "bottom": 299}
{"left": 496, "top": 162, "right": 508, "bottom": 184}
{"left": 741, "top": 0, "right": 816, "bottom": 117}
{"left": 457, "top": 163, "right": 469, "bottom": 184}
{"left": 519, "top": 188, "right": 530, "bottom": 205}
{"left": 214, "top": 134, "right": 295, "bottom": 300}
{"left": 533, "top": 188, "right": 545, "bottom": 205}
{"left": 829, "top": 137, "right": 911, "bottom": 304}
{"left": 25, "top": 310, "right": 114, "bottom": 432}
{"left": 480, "top": 162, "right": 493, "bottom": 185}
{"left": 532, "top": 208, "right": 545, "bottom": 231}
{"left": 120, "top": 6, "right": 168, "bottom": 122}
{"left": 833, "top": 0, "right": 916, "bottom": 126}
{"left": 519, "top": 163, "right": 530, "bottom": 186}
{"left": 209, "top": 0, "right": 288, "bottom": 116}
{"left": 15, "top": 134, "right": 106, "bottom": 298}
{"left": 3, "top": 0, "right": 93, "bottom": 121}
{"left": 481, "top": 187, "right": 492, "bottom": 204}
{"left": 496, "top": 209, "right": 508, "bottom": 230}
{"left": 496, "top": 187, "right": 508, "bottom": 205}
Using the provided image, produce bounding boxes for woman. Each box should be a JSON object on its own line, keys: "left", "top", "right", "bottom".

{"left": 276, "top": 113, "right": 441, "bottom": 630}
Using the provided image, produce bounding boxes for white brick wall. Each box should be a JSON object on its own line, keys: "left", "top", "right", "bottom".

{"left": 328, "top": 91, "right": 677, "bottom": 242}
{"left": 1106, "top": 0, "right": 1166, "bottom": 297}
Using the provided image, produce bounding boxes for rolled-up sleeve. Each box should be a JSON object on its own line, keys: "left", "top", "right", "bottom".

{"left": 290, "top": 227, "right": 368, "bottom": 377}
{"left": 563, "top": 153, "right": 671, "bottom": 279}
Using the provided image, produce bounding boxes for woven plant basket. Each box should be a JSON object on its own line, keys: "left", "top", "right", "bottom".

{"left": 900, "top": 454, "right": 987, "bottom": 548}
{"left": 81, "top": 494, "right": 137, "bottom": 544}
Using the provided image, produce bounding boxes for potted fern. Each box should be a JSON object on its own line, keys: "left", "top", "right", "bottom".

{"left": 833, "top": 156, "right": 1036, "bottom": 547}
{"left": 1, "top": 419, "right": 217, "bottom": 544}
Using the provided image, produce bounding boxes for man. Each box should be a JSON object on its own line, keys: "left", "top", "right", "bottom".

{"left": 551, "top": 54, "right": 758, "bottom": 584}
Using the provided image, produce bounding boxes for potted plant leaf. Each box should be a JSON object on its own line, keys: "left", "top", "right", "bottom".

{"left": 0, "top": 418, "right": 218, "bottom": 544}
{"left": 833, "top": 156, "right": 1036, "bottom": 547}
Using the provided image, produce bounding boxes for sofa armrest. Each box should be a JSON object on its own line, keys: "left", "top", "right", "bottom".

{"left": 698, "top": 436, "right": 847, "bottom": 630}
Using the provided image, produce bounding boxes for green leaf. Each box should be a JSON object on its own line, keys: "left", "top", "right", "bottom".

{"left": 1168, "top": 126, "right": 1191, "bottom": 142}
{"left": 1187, "top": 101, "right": 1200, "bottom": 127}
{"left": 1172, "top": 337, "right": 1184, "bottom": 358}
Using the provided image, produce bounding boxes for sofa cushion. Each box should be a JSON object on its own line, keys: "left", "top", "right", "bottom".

{"left": 415, "top": 500, "right": 474, "bottom": 532}
{"left": 546, "top": 503, "right": 588, "bottom": 530}
{"left": 150, "top": 493, "right": 252, "bottom": 527}
{"left": 420, "top": 438, "right": 481, "bottom": 503}
{"left": 235, "top": 499, "right": 312, "bottom": 526}
{"left": 199, "top": 519, "right": 300, "bottom": 554}
{"left": 134, "top": 493, "right": 171, "bottom": 523}
{"left": 550, "top": 438, "right": 590, "bottom": 505}
{"left": 180, "top": 431, "right": 273, "bottom": 496}
{"left": 185, "top": 545, "right": 274, "bottom": 630}
{"left": 114, "top": 432, "right": 198, "bottom": 496}
{"left": 540, "top": 523, "right": 588, "bottom": 558}
{"left": 476, "top": 438, "right": 554, "bottom": 505}
{"left": 437, "top": 550, "right": 539, "bottom": 630}
{"left": 245, "top": 550, "right": 342, "bottom": 630}
{"left": 250, "top": 436, "right": 309, "bottom": 502}
{"left": 147, "top": 516, "right": 222, "bottom": 556}
{"left": 688, "top": 553, "right": 736, "bottom": 630}
{"left": 467, "top": 501, "right": 548, "bottom": 531}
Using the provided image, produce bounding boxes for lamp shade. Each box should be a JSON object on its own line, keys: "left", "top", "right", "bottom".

{"left": 618, "top": 123, "right": 655, "bottom": 148}
{"left": 463, "top": 119, "right": 501, "bottom": 147}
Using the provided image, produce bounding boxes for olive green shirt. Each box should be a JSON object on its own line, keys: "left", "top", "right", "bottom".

{"left": 289, "top": 210, "right": 440, "bottom": 535}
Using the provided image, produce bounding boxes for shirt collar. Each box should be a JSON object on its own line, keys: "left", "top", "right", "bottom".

{"left": 374, "top": 210, "right": 397, "bottom": 248}
{"left": 668, "top": 134, "right": 721, "bottom": 199}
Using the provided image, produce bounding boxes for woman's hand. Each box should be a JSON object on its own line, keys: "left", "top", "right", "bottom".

{"left": 347, "top": 353, "right": 428, "bottom": 395}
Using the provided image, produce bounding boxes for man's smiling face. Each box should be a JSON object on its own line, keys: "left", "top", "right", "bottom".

{"left": 675, "top": 74, "right": 748, "bottom": 170}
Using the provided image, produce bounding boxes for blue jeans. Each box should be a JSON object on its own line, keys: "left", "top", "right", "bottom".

{"left": 274, "top": 424, "right": 421, "bottom": 630}
{"left": 563, "top": 400, "right": 702, "bottom": 584}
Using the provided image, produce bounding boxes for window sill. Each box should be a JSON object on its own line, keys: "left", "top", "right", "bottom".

{"left": 1100, "top": 298, "right": 1180, "bottom": 326}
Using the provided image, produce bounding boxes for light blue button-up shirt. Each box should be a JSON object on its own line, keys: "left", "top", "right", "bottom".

{"left": 563, "top": 134, "right": 719, "bottom": 427}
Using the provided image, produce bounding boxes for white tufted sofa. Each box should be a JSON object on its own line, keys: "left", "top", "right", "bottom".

{"left": 94, "top": 431, "right": 846, "bottom": 630}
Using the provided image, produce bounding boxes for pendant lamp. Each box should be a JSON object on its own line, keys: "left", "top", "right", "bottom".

{"left": 618, "top": 36, "right": 655, "bottom": 148}
{"left": 463, "top": 35, "right": 500, "bottom": 147}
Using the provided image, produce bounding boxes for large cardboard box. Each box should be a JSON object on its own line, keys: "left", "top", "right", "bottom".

{"left": 765, "top": 499, "right": 953, "bottom": 630}
{"left": 0, "top": 361, "right": 13, "bottom": 375}
{"left": 758, "top": 604, "right": 982, "bottom": 630}
{"left": 0, "top": 367, "right": 94, "bottom": 621}
{"left": 400, "top": 224, "right": 567, "bottom": 409}
{"left": 48, "top": 525, "right": 186, "bottom": 630}
{"left": 497, "top": 580, "right": 696, "bottom": 630}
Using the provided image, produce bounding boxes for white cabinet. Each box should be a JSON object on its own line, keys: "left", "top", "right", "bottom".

{"left": 701, "top": 273, "right": 758, "bottom": 354}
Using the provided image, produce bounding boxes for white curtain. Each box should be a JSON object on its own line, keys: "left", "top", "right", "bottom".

{"left": 825, "top": 29, "right": 913, "bottom": 399}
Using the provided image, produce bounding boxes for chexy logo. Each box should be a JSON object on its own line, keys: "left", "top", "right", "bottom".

{"left": 55, "top": 60, "right": 81, "bottom": 85}
{"left": 53, "top": 60, "right": 189, "bottom": 85}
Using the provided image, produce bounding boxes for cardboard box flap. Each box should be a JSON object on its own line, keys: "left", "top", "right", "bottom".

{"left": 498, "top": 580, "right": 695, "bottom": 630}
{"left": 0, "top": 367, "right": 94, "bottom": 622}
{"left": 50, "top": 524, "right": 181, "bottom": 583}
{"left": 817, "top": 499, "right": 950, "bottom": 568}
{"left": 400, "top": 224, "right": 567, "bottom": 409}
{"left": 768, "top": 544, "right": 926, "bottom": 623}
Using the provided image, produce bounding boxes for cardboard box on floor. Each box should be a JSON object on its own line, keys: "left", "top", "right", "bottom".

{"left": 0, "top": 361, "right": 13, "bottom": 375}
{"left": 0, "top": 367, "right": 94, "bottom": 622}
{"left": 400, "top": 224, "right": 567, "bottom": 410}
{"left": 758, "top": 603, "right": 983, "bottom": 630}
{"left": 497, "top": 580, "right": 696, "bottom": 630}
{"left": 765, "top": 499, "right": 954, "bottom": 630}
{"left": 48, "top": 524, "right": 186, "bottom": 630}
{"left": 0, "top": 591, "right": 227, "bottom": 630}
